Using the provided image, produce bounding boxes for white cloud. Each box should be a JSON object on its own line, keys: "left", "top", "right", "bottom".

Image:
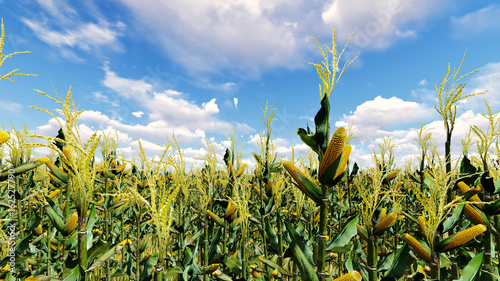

{"left": 132, "top": 111, "right": 144, "bottom": 118}
{"left": 22, "top": 19, "right": 125, "bottom": 52}
{"left": 450, "top": 5, "right": 500, "bottom": 39}
{"left": 336, "top": 95, "right": 435, "bottom": 140}
{"left": 233, "top": 98, "right": 238, "bottom": 109}
{"left": 419, "top": 79, "right": 427, "bottom": 86}
{"left": 321, "top": 0, "right": 446, "bottom": 50}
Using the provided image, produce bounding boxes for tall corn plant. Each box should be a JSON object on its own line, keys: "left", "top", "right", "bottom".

{"left": 434, "top": 52, "right": 486, "bottom": 202}
{"left": 284, "top": 28, "right": 357, "bottom": 281}
{"left": 31, "top": 88, "right": 101, "bottom": 278}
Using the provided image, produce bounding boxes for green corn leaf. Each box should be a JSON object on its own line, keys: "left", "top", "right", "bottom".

{"left": 64, "top": 265, "right": 83, "bottom": 281}
{"left": 265, "top": 219, "right": 280, "bottom": 253}
{"left": 140, "top": 254, "right": 159, "bottom": 281}
{"left": 457, "top": 252, "right": 483, "bottom": 281}
{"left": 85, "top": 241, "right": 128, "bottom": 272}
{"left": 0, "top": 161, "right": 44, "bottom": 181}
{"left": 288, "top": 166, "right": 322, "bottom": 204}
{"left": 442, "top": 202, "right": 465, "bottom": 233}
{"left": 327, "top": 215, "right": 358, "bottom": 252}
{"left": 285, "top": 222, "right": 316, "bottom": 267}
{"left": 295, "top": 128, "right": 318, "bottom": 154}
{"left": 208, "top": 227, "right": 222, "bottom": 262}
{"left": 314, "top": 94, "right": 330, "bottom": 159}
{"left": 382, "top": 243, "right": 412, "bottom": 280}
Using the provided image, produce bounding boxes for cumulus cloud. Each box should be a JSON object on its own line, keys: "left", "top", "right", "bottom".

{"left": 336, "top": 95, "right": 435, "bottom": 140}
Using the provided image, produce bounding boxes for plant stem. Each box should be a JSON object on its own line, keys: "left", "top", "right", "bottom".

{"left": 366, "top": 235, "right": 378, "bottom": 281}
{"left": 317, "top": 184, "right": 328, "bottom": 281}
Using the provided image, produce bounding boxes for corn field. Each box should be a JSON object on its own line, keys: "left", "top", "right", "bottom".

{"left": 1, "top": 22, "right": 500, "bottom": 281}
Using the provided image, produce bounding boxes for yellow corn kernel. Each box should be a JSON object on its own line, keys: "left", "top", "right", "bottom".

{"left": 442, "top": 224, "right": 487, "bottom": 251}
{"left": 24, "top": 277, "right": 40, "bottom": 281}
{"left": 64, "top": 212, "right": 78, "bottom": 234}
{"left": 0, "top": 130, "right": 10, "bottom": 145}
{"left": 418, "top": 216, "right": 426, "bottom": 238}
{"left": 457, "top": 182, "right": 482, "bottom": 209}
{"left": 231, "top": 250, "right": 238, "bottom": 258}
{"left": 272, "top": 269, "right": 278, "bottom": 276}
{"left": 332, "top": 271, "right": 362, "bottom": 281}
{"left": 211, "top": 263, "right": 219, "bottom": 270}
{"left": 374, "top": 211, "right": 397, "bottom": 234}
{"left": 403, "top": 233, "right": 431, "bottom": 262}
{"left": 463, "top": 203, "right": 485, "bottom": 225}
{"left": 1, "top": 264, "right": 10, "bottom": 271}
{"left": 36, "top": 224, "right": 42, "bottom": 235}
{"left": 380, "top": 208, "right": 387, "bottom": 221}
{"left": 319, "top": 127, "right": 347, "bottom": 178}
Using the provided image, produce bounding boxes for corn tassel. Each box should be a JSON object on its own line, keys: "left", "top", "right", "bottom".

{"left": 441, "top": 224, "right": 487, "bottom": 251}
{"left": 333, "top": 271, "right": 362, "bottom": 281}
{"left": 457, "top": 182, "right": 482, "bottom": 209}
{"left": 463, "top": 203, "right": 486, "bottom": 225}
{"left": 319, "top": 127, "right": 347, "bottom": 178}
{"left": 403, "top": 233, "right": 431, "bottom": 262}
{"left": 374, "top": 211, "right": 397, "bottom": 234}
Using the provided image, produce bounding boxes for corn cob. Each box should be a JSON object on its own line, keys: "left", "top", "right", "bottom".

{"left": 418, "top": 216, "right": 427, "bottom": 239}
{"left": 116, "top": 162, "right": 127, "bottom": 173}
{"left": 63, "top": 212, "right": 78, "bottom": 234}
{"left": 36, "top": 224, "right": 42, "bottom": 235}
{"left": 374, "top": 211, "right": 397, "bottom": 234}
{"left": 225, "top": 201, "right": 237, "bottom": 220}
{"left": 380, "top": 208, "right": 387, "bottom": 221}
{"left": 319, "top": 127, "right": 347, "bottom": 178}
{"left": 441, "top": 224, "right": 487, "bottom": 251}
{"left": 0, "top": 130, "right": 10, "bottom": 145}
{"left": 333, "top": 271, "right": 362, "bottom": 281}
{"left": 235, "top": 164, "right": 247, "bottom": 177}
{"left": 334, "top": 144, "right": 352, "bottom": 180}
{"left": 403, "top": 233, "right": 431, "bottom": 262}
{"left": 385, "top": 168, "right": 402, "bottom": 182}
{"left": 463, "top": 203, "right": 485, "bottom": 225}
{"left": 356, "top": 224, "right": 369, "bottom": 242}
{"left": 207, "top": 210, "right": 225, "bottom": 227}
{"left": 283, "top": 161, "right": 322, "bottom": 203}
{"left": 457, "top": 182, "right": 482, "bottom": 209}
{"left": 24, "top": 276, "right": 40, "bottom": 281}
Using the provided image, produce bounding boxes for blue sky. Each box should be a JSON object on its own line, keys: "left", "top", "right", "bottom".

{"left": 1, "top": 0, "right": 500, "bottom": 169}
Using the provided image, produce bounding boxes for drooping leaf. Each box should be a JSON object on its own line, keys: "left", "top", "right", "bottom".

{"left": 382, "top": 243, "right": 413, "bottom": 280}
{"left": 327, "top": 215, "right": 358, "bottom": 252}
{"left": 457, "top": 252, "right": 483, "bottom": 281}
